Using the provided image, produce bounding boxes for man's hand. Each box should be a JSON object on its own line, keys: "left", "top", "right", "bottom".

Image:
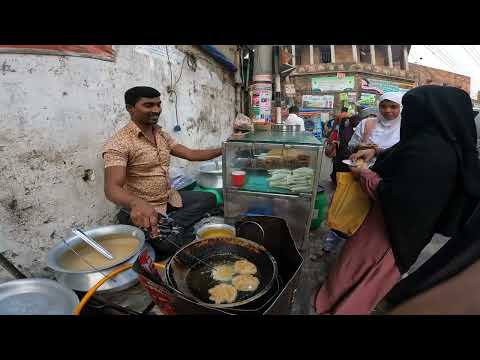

{"left": 350, "top": 148, "right": 376, "bottom": 163}
{"left": 130, "top": 199, "right": 159, "bottom": 238}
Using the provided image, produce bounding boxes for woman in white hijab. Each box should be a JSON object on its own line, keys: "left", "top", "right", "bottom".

{"left": 349, "top": 92, "right": 404, "bottom": 158}
{"left": 320, "top": 92, "right": 404, "bottom": 256}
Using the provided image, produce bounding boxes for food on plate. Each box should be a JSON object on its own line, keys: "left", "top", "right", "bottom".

{"left": 232, "top": 274, "right": 260, "bottom": 292}
{"left": 233, "top": 259, "right": 258, "bottom": 275}
{"left": 358, "top": 143, "right": 378, "bottom": 150}
{"left": 211, "top": 264, "right": 236, "bottom": 282}
{"left": 343, "top": 158, "right": 370, "bottom": 168}
{"left": 208, "top": 283, "right": 238, "bottom": 304}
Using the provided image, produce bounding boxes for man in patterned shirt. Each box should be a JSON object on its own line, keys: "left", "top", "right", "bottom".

{"left": 102, "top": 86, "right": 222, "bottom": 249}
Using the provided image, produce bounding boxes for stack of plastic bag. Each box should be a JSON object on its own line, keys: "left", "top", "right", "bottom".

{"left": 267, "top": 167, "right": 314, "bottom": 193}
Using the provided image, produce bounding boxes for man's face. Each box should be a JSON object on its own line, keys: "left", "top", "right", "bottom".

{"left": 379, "top": 100, "right": 401, "bottom": 121}
{"left": 128, "top": 97, "right": 162, "bottom": 125}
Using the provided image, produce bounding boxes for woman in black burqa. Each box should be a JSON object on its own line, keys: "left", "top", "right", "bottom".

{"left": 379, "top": 85, "right": 480, "bottom": 308}
{"left": 314, "top": 85, "right": 480, "bottom": 314}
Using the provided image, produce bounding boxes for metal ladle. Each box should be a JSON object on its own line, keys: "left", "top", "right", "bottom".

{"left": 71, "top": 228, "right": 115, "bottom": 260}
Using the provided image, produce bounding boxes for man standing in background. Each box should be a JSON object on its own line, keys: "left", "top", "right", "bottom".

{"left": 285, "top": 106, "right": 305, "bottom": 131}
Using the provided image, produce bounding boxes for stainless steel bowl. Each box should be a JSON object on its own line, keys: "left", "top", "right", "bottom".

{"left": 197, "top": 160, "right": 223, "bottom": 189}
{"left": 272, "top": 124, "right": 302, "bottom": 132}
{"left": 0, "top": 278, "right": 79, "bottom": 315}
{"left": 46, "top": 225, "right": 154, "bottom": 293}
{"left": 193, "top": 216, "right": 225, "bottom": 234}
{"left": 196, "top": 223, "right": 236, "bottom": 239}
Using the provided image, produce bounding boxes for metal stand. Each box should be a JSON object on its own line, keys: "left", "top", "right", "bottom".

{"left": 0, "top": 253, "right": 27, "bottom": 280}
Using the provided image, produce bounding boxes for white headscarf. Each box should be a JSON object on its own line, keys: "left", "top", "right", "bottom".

{"left": 377, "top": 92, "right": 403, "bottom": 127}
{"left": 348, "top": 92, "right": 404, "bottom": 151}
{"left": 370, "top": 92, "right": 403, "bottom": 149}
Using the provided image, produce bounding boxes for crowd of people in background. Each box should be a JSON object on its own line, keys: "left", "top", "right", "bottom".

{"left": 281, "top": 86, "right": 480, "bottom": 314}
{"left": 314, "top": 86, "right": 480, "bottom": 314}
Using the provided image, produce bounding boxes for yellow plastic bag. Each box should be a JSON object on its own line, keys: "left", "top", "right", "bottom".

{"left": 326, "top": 172, "right": 371, "bottom": 236}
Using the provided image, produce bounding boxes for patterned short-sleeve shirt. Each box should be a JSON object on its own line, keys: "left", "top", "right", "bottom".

{"left": 102, "top": 121, "right": 182, "bottom": 214}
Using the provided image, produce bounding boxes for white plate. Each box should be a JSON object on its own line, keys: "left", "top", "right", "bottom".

{"left": 342, "top": 159, "right": 374, "bottom": 168}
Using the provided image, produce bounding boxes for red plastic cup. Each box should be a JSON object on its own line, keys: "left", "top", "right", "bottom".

{"left": 231, "top": 170, "right": 246, "bottom": 187}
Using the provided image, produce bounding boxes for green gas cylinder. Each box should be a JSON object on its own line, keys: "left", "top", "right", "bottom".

{"left": 310, "top": 185, "right": 328, "bottom": 230}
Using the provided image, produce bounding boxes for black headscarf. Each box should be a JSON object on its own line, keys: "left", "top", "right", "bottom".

{"left": 371, "top": 85, "right": 480, "bottom": 274}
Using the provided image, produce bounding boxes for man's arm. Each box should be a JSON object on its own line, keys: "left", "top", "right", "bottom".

{"left": 104, "top": 166, "right": 159, "bottom": 236}
{"left": 104, "top": 166, "right": 137, "bottom": 209}
{"left": 171, "top": 144, "right": 222, "bottom": 161}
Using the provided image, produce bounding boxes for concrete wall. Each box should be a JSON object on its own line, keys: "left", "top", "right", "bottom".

{"left": 0, "top": 45, "right": 237, "bottom": 282}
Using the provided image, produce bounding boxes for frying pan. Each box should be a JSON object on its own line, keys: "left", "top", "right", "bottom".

{"left": 165, "top": 237, "right": 278, "bottom": 309}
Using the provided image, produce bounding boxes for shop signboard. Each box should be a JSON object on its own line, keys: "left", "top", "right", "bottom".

{"left": 312, "top": 76, "right": 355, "bottom": 92}
{"left": 302, "top": 95, "right": 334, "bottom": 109}
{"left": 360, "top": 77, "right": 413, "bottom": 95}
{"left": 358, "top": 93, "right": 378, "bottom": 106}
{"left": 347, "top": 92, "right": 357, "bottom": 103}
{"left": 284, "top": 84, "right": 296, "bottom": 96}
{"left": 251, "top": 82, "right": 272, "bottom": 121}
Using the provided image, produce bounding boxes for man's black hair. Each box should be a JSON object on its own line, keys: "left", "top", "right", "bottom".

{"left": 341, "top": 106, "right": 349, "bottom": 112}
{"left": 124, "top": 86, "right": 161, "bottom": 107}
{"left": 289, "top": 105, "right": 299, "bottom": 113}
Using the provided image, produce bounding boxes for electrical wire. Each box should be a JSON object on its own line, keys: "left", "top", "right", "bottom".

{"left": 424, "top": 45, "right": 451, "bottom": 69}
{"left": 165, "top": 45, "right": 184, "bottom": 131}
{"left": 424, "top": 45, "right": 457, "bottom": 72}
{"left": 462, "top": 45, "right": 480, "bottom": 68}
{"left": 470, "top": 46, "right": 480, "bottom": 64}
{"left": 164, "top": 46, "right": 198, "bottom": 133}
{"left": 428, "top": 46, "right": 457, "bottom": 70}
{"left": 434, "top": 46, "right": 458, "bottom": 69}
{"left": 174, "top": 54, "right": 188, "bottom": 88}
{"left": 166, "top": 46, "right": 174, "bottom": 89}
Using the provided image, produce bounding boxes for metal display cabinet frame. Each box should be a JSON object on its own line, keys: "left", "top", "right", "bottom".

{"left": 222, "top": 133, "right": 324, "bottom": 247}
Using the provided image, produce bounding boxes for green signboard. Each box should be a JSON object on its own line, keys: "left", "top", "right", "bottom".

{"left": 358, "top": 93, "right": 377, "bottom": 106}
{"left": 360, "top": 77, "right": 412, "bottom": 95}
{"left": 312, "top": 76, "right": 355, "bottom": 92}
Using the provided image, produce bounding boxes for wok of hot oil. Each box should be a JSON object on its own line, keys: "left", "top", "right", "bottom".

{"left": 185, "top": 254, "right": 261, "bottom": 304}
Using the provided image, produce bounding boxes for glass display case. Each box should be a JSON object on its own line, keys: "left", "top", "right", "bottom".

{"left": 222, "top": 131, "right": 324, "bottom": 246}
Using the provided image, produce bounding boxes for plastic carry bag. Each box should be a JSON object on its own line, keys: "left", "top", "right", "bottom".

{"left": 326, "top": 172, "right": 371, "bottom": 236}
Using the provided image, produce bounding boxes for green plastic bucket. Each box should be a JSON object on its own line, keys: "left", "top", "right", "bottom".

{"left": 310, "top": 185, "right": 328, "bottom": 230}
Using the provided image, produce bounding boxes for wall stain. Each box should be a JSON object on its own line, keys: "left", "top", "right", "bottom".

{"left": 1, "top": 61, "right": 16, "bottom": 75}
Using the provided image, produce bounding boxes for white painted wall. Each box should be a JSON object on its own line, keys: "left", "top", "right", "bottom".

{"left": 0, "top": 45, "right": 236, "bottom": 281}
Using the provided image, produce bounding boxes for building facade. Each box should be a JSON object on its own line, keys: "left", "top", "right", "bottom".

{"left": 280, "top": 45, "right": 471, "bottom": 127}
